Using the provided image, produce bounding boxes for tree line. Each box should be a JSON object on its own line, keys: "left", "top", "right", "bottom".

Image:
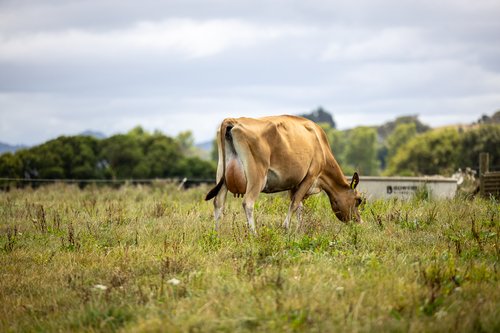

{"left": 1, "top": 111, "right": 499, "bottom": 182}
{"left": 0, "top": 127, "right": 216, "bottom": 181}
{"left": 318, "top": 112, "right": 500, "bottom": 176}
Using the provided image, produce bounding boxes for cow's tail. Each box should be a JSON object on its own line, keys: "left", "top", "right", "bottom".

{"left": 205, "top": 119, "right": 232, "bottom": 201}
{"left": 205, "top": 178, "right": 224, "bottom": 201}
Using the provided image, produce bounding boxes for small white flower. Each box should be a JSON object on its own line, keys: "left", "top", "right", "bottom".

{"left": 93, "top": 284, "right": 108, "bottom": 291}
{"left": 167, "top": 278, "right": 181, "bottom": 286}
{"left": 435, "top": 309, "right": 447, "bottom": 319}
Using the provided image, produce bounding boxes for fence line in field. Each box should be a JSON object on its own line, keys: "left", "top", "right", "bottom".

{"left": 0, "top": 177, "right": 215, "bottom": 189}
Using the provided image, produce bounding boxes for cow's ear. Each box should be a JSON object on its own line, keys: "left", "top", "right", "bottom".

{"left": 350, "top": 172, "right": 359, "bottom": 189}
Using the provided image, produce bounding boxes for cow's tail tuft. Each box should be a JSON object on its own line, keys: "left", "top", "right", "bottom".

{"left": 205, "top": 178, "right": 224, "bottom": 201}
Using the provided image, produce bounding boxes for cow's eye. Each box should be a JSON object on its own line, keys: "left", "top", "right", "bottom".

{"left": 356, "top": 198, "right": 363, "bottom": 206}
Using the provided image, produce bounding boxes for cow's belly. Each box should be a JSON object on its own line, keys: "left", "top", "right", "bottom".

{"left": 262, "top": 169, "right": 300, "bottom": 193}
{"left": 225, "top": 158, "right": 247, "bottom": 195}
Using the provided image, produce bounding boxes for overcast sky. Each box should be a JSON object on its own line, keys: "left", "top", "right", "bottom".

{"left": 1, "top": 0, "right": 499, "bottom": 145}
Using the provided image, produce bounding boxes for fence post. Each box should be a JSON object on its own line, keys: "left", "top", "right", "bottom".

{"left": 479, "top": 153, "right": 489, "bottom": 196}
{"left": 480, "top": 152, "right": 489, "bottom": 176}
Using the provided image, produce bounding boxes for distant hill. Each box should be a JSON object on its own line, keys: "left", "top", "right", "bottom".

{"left": 0, "top": 142, "right": 27, "bottom": 155}
{"left": 194, "top": 140, "right": 214, "bottom": 161}
{"left": 195, "top": 140, "right": 213, "bottom": 152}
{"left": 80, "top": 130, "right": 107, "bottom": 139}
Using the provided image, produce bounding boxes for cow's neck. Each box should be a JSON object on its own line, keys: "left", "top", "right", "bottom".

{"left": 321, "top": 157, "right": 350, "bottom": 196}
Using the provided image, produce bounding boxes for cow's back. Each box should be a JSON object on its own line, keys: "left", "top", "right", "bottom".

{"left": 226, "top": 115, "right": 330, "bottom": 193}
{"left": 233, "top": 115, "right": 328, "bottom": 160}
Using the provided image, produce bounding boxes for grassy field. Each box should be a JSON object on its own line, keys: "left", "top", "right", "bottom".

{"left": 0, "top": 183, "right": 499, "bottom": 332}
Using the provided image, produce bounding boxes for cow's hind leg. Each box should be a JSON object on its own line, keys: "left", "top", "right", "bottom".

{"left": 213, "top": 183, "right": 228, "bottom": 232}
{"left": 230, "top": 128, "right": 267, "bottom": 235}
{"left": 240, "top": 166, "right": 266, "bottom": 234}
{"left": 242, "top": 179, "right": 264, "bottom": 234}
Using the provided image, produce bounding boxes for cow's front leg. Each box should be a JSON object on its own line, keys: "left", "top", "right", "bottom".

{"left": 296, "top": 201, "right": 304, "bottom": 223}
{"left": 284, "top": 176, "right": 316, "bottom": 230}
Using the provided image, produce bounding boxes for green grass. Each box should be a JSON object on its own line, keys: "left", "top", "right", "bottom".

{"left": 1, "top": 183, "right": 499, "bottom": 332}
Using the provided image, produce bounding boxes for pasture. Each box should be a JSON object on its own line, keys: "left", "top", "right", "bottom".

{"left": 0, "top": 183, "right": 499, "bottom": 332}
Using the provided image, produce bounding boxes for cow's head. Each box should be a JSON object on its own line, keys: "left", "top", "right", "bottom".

{"left": 330, "top": 172, "right": 363, "bottom": 223}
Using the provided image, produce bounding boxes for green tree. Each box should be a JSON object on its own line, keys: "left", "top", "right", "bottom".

{"left": 24, "top": 138, "right": 67, "bottom": 179}
{"left": 176, "top": 130, "right": 195, "bottom": 156}
{"left": 177, "top": 156, "right": 216, "bottom": 179}
{"left": 377, "top": 115, "right": 430, "bottom": 140}
{"left": 344, "top": 127, "right": 380, "bottom": 176}
{"left": 128, "top": 126, "right": 147, "bottom": 137}
{"left": 143, "top": 134, "right": 184, "bottom": 178}
{"left": 388, "top": 127, "right": 460, "bottom": 176}
{"left": 458, "top": 124, "right": 500, "bottom": 170}
{"left": 70, "top": 139, "right": 99, "bottom": 179}
{"left": 0, "top": 153, "right": 23, "bottom": 178}
{"left": 100, "top": 134, "right": 144, "bottom": 178}
{"left": 384, "top": 122, "right": 417, "bottom": 173}
{"left": 63, "top": 136, "right": 101, "bottom": 178}
{"left": 1, "top": 126, "right": 221, "bottom": 182}
{"left": 300, "top": 107, "right": 336, "bottom": 129}
{"left": 15, "top": 136, "right": 102, "bottom": 179}
{"left": 320, "top": 124, "right": 349, "bottom": 172}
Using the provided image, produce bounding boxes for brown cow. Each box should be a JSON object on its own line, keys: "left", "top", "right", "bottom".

{"left": 205, "top": 115, "right": 362, "bottom": 233}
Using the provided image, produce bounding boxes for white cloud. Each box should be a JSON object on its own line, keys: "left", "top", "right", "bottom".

{"left": 0, "top": 18, "right": 310, "bottom": 62}
{"left": 337, "top": 59, "right": 500, "bottom": 99}
{"left": 1, "top": 1, "right": 500, "bottom": 145}
{"left": 321, "top": 27, "right": 467, "bottom": 63}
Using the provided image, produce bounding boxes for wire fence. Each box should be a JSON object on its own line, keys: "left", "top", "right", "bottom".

{"left": 0, "top": 177, "right": 215, "bottom": 190}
